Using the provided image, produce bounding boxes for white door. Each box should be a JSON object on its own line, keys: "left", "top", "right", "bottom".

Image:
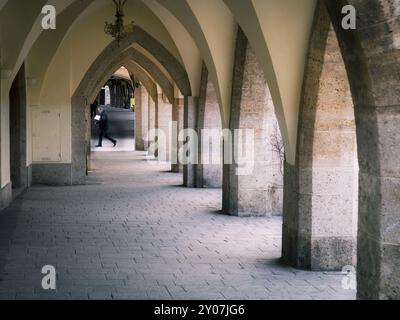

{"left": 32, "top": 108, "right": 62, "bottom": 162}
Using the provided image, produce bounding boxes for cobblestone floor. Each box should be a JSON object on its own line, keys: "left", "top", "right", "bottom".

{"left": 0, "top": 109, "right": 356, "bottom": 300}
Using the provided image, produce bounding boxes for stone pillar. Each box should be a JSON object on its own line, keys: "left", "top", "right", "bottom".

{"left": 71, "top": 93, "right": 87, "bottom": 185}
{"left": 178, "top": 99, "right": 184, "bottom": 173}
{"left": 282, "top": 5, "right": 358, "bottom": 271}
{"left": 196, "top": 64, "right": 223, "bottom": 188}
{"left": 322, "top": 0, "right": 400, "bottom": 300}
{"left": 356, "top": 106, "right": 400, "bottom": 300}
{"left": 116, "top": 85, "right": 121, "bottom": 108}
{"left": 9, "top": 63, "right": 28, "bottom": 190}
{"left": 172, "top": 98, "right": 184, "bottom": 173}
{"left": 183, "top": 96, "right": 198, "bottom": 187}
{"left": 117, "top": 83, "right": 124, "bottom": 108}
{"left": 135, "top": 85, "right": 149, "bottom": 151}
{"left": 0, "top": 74, "right": 13, "bottom": 210}
{"left": 147, "top": 95, "right": 156, "bottom": 156}
{"left": 223, "top": 27, "right": 282, "bottom": 217}
{"left": 156, "top": 94, "right": 172, "bottom": 162}
{"left": 110, "top": 84, "right": 117, "bottom": 108}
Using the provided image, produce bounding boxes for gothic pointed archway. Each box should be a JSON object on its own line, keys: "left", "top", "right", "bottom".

{"left": 71, "top": 28, "right": 191, "bottom": 184}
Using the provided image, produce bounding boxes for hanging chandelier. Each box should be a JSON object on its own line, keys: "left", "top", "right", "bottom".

{"left": 104, "top": 0, "right": 135, "bottom": 46}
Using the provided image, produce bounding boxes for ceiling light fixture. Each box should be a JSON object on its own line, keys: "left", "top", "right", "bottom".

{"left": 104, "top": 0, "right": 134, "bottom": 46}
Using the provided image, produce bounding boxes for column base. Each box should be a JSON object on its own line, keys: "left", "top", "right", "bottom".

{"left": 183, "top": 164, "right": 196, "bottom": 187}
{"left": 135, "top": 141, "right": 146, "bottom": 151}
{"left": 32, "top": 163, "right": 73, "bottom": 186}
{"left": 0, "top": 183, "right": 12, "bottom": 211}
{"left": 171, "top": 164, "right": 180, "bottom": 173}
{"left": 282, "top": 226, "right": 356, "bottom": 271}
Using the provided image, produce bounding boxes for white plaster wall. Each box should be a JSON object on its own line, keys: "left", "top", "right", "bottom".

{"left": 32, "top": 36, "right": 72, "bottom": 163}
{"left": 0, "top": 79, "right": 10, "bottom": 187}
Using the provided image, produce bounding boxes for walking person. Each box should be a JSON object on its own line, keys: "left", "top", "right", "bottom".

{"left": 95, "top": 107, "right": 117, "bottom": 147}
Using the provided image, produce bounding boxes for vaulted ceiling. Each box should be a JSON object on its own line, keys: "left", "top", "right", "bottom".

{"left": 0, "top": 0, "right": 319, "bottom": 164}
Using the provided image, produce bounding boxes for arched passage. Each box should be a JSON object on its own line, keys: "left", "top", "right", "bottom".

{"left": 104, "top": 75, "right": 134, "bottom": 109}
{"left": 127, "top": 49, "right": 174, "bottom": 104}
{"left": 117, "top": 27, "right": 191, "bottom": 96}
{"left": 71, "top": 28, "right": 191, "bottom": 184}
{"left": 0, "top": 0, "right": 399, "bottom": 301}
{"left": 125, "top": 61, "right": 158, "bottom": 102}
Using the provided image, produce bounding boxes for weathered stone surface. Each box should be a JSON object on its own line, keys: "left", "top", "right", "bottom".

{"left": 0, "top": 182, "right": 12, "bottom": 211}
{"left": 311, "top": 237, "right": 356, "bottom": 270}
{"left": 325, "top": 0, "right": 400, "bottom": 299}
{"left": 155, "top": 94, "right": 172, "bottom": 162}
{"left": 32, "top": 164, "right": 73, "bottom": 186}
{"left": 147, "top": 95, "right": 156, "bottom": 157}
{"left": 223, "top": 27, "right": 283, "bottom": 217}
{"left": 183, "top": 96, "right": 198, "bottom": 188}
{"left": 171, "top": 98, "right": 184, "bottom": 173}
{"left": 282, "top": 2, "right": 358, "bottom": 271}
{"left": 134, "top": 85, "right": 149, "bottom": 151}
{"left": 282, "top": 161, "right": 303, "bottom": 266}
{"left": 196, "top": 64, "right": 223, "bottom": 188}
{"left": 9, "top": 64, "right": 28, "bottom": 190}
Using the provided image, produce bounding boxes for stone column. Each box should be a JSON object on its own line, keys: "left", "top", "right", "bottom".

{"left": 223, "top": 28, "right": 281, "bottom": 217}
{"left": 172, "top": 98, "right": 184, "bottom": 173}
{"left": 115, "top": 85, "right": 121, "bottom": 108}
{"left": 323, "top": 0, "right": 400, "bottom": 300}
{"left": 110, "top": 84, "right": 117, "bottom": 108}
{"left": 178, "top": 99, "right": 184, "bottom": 173}
{"left": 147, "top": 95, "right": 156, "bottom": 156}
{"left": 9, "top": 63, "right": 28, "bottom": 190}
{"left": 183, "top": 96, "right": 198, "bottom": 187}
{"left": 196, "top": 64, "right": 223, "bottom": 188}
{"left": 156, "top": 94, "right": 172, "bottom": 162}
{"left": 282, "top": 5, "right": 358, "bottom": 271}
{"left": 135, "top": 85, "right": 149, "bottom": 151}
{"left": 356, "top": 105, "right": 400, "bottom": 300}
{"left": 0, "top": 74, "right": 12, "bottom": 210}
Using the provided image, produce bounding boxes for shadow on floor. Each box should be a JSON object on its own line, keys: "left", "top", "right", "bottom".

{"left": 0, "top": 194, "right": 24, "bottom": 283}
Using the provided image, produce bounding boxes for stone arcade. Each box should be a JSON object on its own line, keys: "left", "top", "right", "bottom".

{"left": 0, "top": 0, "right": 398, "bottom": 300}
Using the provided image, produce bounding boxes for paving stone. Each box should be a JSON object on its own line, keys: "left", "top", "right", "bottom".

{"left": 0, "top": 139, "right": 356, "bottom": 300}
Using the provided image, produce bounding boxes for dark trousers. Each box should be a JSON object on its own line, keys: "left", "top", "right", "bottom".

{"left": 98, "top": 130, "right": 116, "bottom": 146}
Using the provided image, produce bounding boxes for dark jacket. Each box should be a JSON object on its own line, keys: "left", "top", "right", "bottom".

{"left": 97, "top": 111, "right": 109, "bottom": 131}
